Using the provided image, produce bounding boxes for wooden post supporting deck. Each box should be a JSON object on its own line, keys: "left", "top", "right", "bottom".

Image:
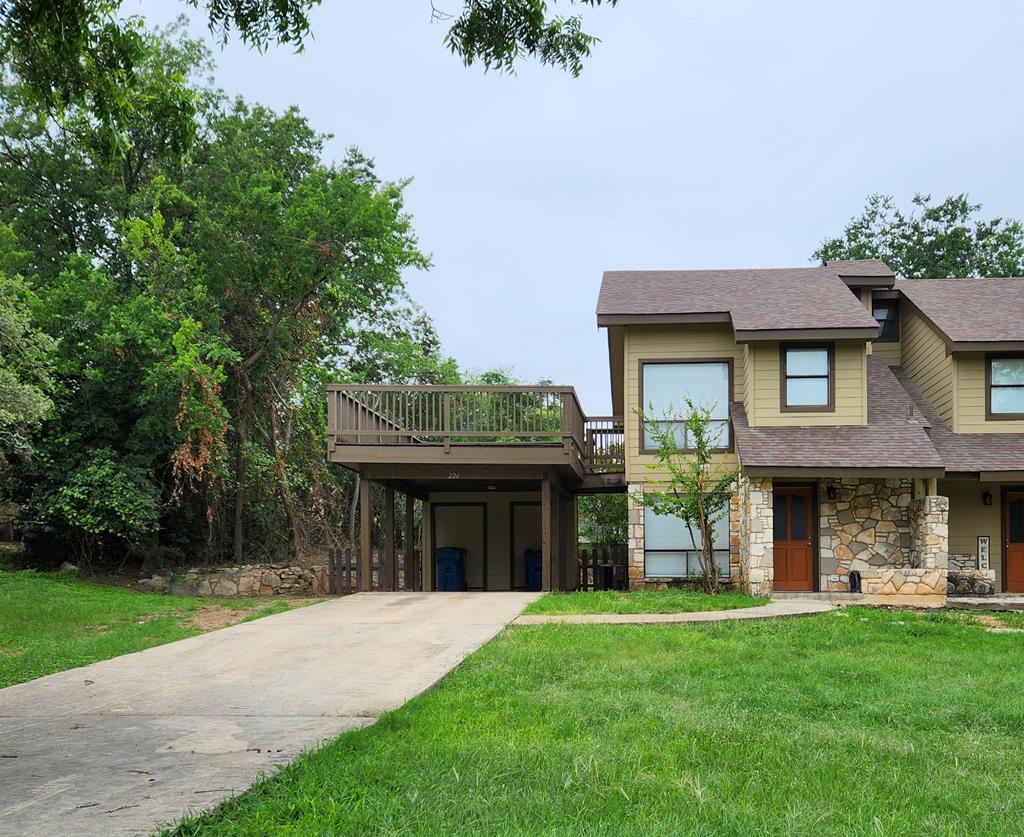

{"left": 383, "top": 486, "right": 396, "bottom": 591}
{"left": 404, "top": 493, "right": 416, "bottom": 591}
{"left": 541, "top": 477, "right": 552, "bottom": 592}
{"left": 359, "top": 476, "right": 373, "bottom": 591}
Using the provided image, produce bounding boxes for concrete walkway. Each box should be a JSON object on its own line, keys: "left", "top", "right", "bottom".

{"left": 0, "top": 591, "right": 538, "bottom": 837}
{"left": 514, "top": 598, "right": 835, "bottom": 625}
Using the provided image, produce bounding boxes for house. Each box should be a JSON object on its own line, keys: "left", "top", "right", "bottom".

{"left": 598, "top": 260, "right": 1024, "bottom": 602}
{"left": 327, "top": 259, "right": 1024, "bottom": 602}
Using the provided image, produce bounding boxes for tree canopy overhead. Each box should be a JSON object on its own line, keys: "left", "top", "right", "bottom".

{"left": 0, "top": 0, "right": 618, "bottom": 147}
{"left": 814, "top": 193, "right": 1024, "bottom": 279}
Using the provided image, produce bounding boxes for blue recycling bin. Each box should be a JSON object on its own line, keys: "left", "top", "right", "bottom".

{"left": 524, "top": 549, "right": 543, "bottom": 592}
{"left": 435, "top": 547, "right": 467, "bottom": 591}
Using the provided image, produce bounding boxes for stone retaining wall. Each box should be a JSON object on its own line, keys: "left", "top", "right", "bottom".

{"left": 140, "top": 563, "right": 330, "bottom": 597}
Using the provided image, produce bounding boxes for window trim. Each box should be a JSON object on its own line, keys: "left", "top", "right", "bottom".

{"left": 986, "top": 353, "right": 1024, "bottom": 421}
{"left": 780, "top": 342, "right": 836, "bottom": 413}
{"left": 637, "top": 358, "right": 734, "bottom": 455}
{"left": 871, "top": 298, "right": 900, "bottom": 343}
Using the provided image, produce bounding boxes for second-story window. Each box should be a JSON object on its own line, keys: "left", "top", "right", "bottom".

{"left": 640, "top": 360, "right": 730, "bottom": 451}
{"left": 781, "top": 344, "right": 834, "bottom": 411}
{"left": 872, "top": 299, "right": 899, "bottom": 341}
{"left": 988, "top": 356, "right": 1024, "bottom": 419}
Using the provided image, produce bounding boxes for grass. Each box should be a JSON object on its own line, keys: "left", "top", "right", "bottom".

{"left": 0, "top": 563, "right": 306, "bottom": 688}
{"left": 522, "top": 588, "right": 768, "bottom": 614}
{"left": 166, "top": 607, "right": 1024, "bottom": 835}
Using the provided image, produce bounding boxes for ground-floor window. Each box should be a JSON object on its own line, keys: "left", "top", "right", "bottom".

{"left": 643, "top": 506, "right": 730, "bottom": 578}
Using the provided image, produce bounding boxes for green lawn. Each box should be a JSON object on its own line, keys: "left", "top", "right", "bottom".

{"left": 522, "top": 588, "right": 768, "bottom": 614}
{"left": 0, "top": 565, "right": 300, "bottom": 688}
{"left": 167, "top": 607, "right": 1024, "bottom": 835}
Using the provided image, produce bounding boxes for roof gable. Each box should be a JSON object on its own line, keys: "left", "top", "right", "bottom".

{"left": 898, "top": 278, "right": 1024, "bottom": 348}
{"left": 597, "top": 263, "right": 881, "bottom": 339}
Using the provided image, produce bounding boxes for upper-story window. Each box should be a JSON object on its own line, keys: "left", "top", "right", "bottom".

{"left": 988, "top": 355, "right": 1024, "bottom": 419}
{"left": 781, "top": 344, "right": 834, "bottom": 412}
{"left": 872, "top": 299, "right": 899, "bottom": 341}
{"left": 640, "top": 360, "right": 731, "bottom": 451}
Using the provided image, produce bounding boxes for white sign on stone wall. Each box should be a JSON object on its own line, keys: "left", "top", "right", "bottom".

{"left": 978, "top": 536, "right": 990, "bottom": 571}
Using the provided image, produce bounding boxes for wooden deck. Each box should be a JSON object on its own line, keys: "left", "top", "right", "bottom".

{"left": 326, "top": 385, "right": 624, "bottom": 491}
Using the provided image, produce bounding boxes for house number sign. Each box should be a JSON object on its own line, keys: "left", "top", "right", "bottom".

{"left": 978, "top": 535, "right": 990, "bottom": 571}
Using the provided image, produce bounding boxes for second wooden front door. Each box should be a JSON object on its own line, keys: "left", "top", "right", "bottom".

{"left": 774, "top": 486, "right": 814, "bottom": 592}
{"left": 1006, "top": 491, "right": 1024, "bottom": 593}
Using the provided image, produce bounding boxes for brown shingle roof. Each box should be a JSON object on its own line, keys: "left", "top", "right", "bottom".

{"left": 826, "top": 259, "right": 896, "bottom": 281}
{"left": 892, "top": 367, "right": 1024, "bottom": 474}
{"left": 898, "top": 278, "right": 1024, "bottom": 345}
{"left": 731, "top": 357, "right": 944, "bottom": 473}
{"left": 597, "top": 264, "right": 881, "bottom": 336}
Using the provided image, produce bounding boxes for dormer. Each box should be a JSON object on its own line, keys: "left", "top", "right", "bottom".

{"left": 898, "top": 278, "right": 1024, "bottom": 434}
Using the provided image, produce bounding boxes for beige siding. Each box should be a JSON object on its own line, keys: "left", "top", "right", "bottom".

{"left": 623, "top": 324, "right": 743, "bottom": 483}
{"left": 954, "top": 353, "right": 1024, "bottom": 433}
{"left": 941, "top": 480, "right": 1006, "bottom": 590}
{"left": 871, "top": 339, "right": 901, "bottom": 367}
{"left": 747, "top": 340, "right": 867, "bottom": 427}
{"left": 900, "top": 306, "right": 954, "bottom": 426}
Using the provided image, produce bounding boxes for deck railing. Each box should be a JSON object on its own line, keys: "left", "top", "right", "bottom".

{"left": 584, "top": 416, "right": 625, "bottom": 473}
{"left": 327, "top": 385, "right": 624, "bottom": 473}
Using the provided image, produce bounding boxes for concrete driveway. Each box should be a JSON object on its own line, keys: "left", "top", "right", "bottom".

{"left": 0, "top": 591, "right": 539, "bottom": 836}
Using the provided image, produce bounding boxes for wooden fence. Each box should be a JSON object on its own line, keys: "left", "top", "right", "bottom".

{"left": 577, "top": 544, "right": 628, "bottom": 591}
{"left": 327, "top": 547, "right": 422, "bottom": 594}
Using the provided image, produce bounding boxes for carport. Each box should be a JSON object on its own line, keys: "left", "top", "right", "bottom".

{"left": 326, "top": 384, "right": 625, "bottom": 592}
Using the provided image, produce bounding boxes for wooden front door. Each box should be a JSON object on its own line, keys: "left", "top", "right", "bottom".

{"left": 774, "top": 486, "right": 814, "bottom": 591}
{"left": 1006, "top": 491, "right": 1024, "bottom": 593}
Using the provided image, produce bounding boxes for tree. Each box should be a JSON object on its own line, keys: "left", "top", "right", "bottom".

{"left": 639, "top": 399, "right": 735, "bottom": 594}
{"left": 1, "top": 1, "right": 618, "bottom": 147}
{"left": 814, "top": 193, "right": 1024, "bottom": 279}
{"left": 0, "top": 21, "right": 459, "bottom": 568}
{"left": 0, "top": 222, "right": 55, "bottom": 470}
{"left": 577, "top": 493, "right": 626, "bottom": 546}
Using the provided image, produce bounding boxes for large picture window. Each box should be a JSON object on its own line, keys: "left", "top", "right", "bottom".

{"left": 781, "top": 344, "right": 834, "bottom": 411}
{"left": 643, "top": 506, "right": 730, "bottom": 578}
{"left": 640, "top": 360, "right": 730, "bottom": 451}
{"left": 988, "top": 355, "right": 1024, "bottom": 419}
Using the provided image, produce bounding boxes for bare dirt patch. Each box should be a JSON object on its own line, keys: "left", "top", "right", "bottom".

{"left": 190, "top": 605, "right": 255, "bottom": 632}
{"left": 187, "top": 598, "right": 317, "bottom": 632}
{"left": 972, "top": 613, "right": 1024, "bottom": 633}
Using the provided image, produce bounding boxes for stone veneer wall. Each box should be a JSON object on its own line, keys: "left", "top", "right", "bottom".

{"left": 738, "top": 475, "right": 773, "bottom": 597}
{"left": 627, "top": 482, "right": 741, "bottom": 591}
{"left": 862, "top": 495, "right": 948, "bottom": 598}
{"left": 818, "top": 478, "right": 914, "bottom": 592}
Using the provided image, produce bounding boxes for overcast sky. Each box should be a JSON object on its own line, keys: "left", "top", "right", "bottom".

{"left": 133, "top": 1, "right": 1024, "bottom": 414}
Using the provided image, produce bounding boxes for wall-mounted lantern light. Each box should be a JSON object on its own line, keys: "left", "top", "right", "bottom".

{"left": 826, "top": 485, "right": 838, "bottom": 501}
{"left": 982, "top": 491, "right": 993, "bottom": 506}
